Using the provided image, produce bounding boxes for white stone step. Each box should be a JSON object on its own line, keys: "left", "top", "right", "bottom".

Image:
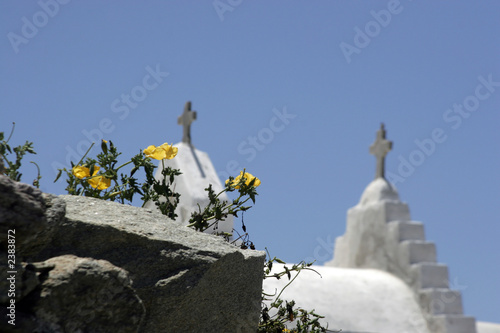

{"left": 430, "top": 314, "right": 477, "bottom": 333}
{"left": 401, "top": 240, "right": 437, "bottom": 264}
{"left": 389, "top": 220, "right": 426, "bottom": 241}
{"left": 412, "top": 262, "right": 449, "bottom": 289}
{"left": 419, "top": 289, "right": 464, "bottom": 315}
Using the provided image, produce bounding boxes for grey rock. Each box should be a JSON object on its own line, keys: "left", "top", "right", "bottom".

{"left": 35, "top": 195, "right": 266, "bottom": 333}
{"left": 0, "top": 262, "right": 40, "bottom": 304}
{"left": 0, "top": 262, "right": 42, "bottom": 333}
{"left": 32, "top": 255, "right": 145, "bottom": 333}
{"left": 1, "top": 256, "right": 144, "bottom": 333}
{"left": 0, "top": 175, "right": 65, "bottom": 258}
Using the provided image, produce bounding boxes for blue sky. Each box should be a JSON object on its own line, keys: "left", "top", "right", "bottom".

{"left": 1, "top": 0, "right": 499, "bottom": 323}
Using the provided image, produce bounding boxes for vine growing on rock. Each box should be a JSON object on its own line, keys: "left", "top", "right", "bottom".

{"left": 1, "top": 124, "right": 332, "bottom": 332}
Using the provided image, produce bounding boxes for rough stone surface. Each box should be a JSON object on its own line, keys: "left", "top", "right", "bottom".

{"left": 0, "top": 175, "right": 65, "bottom": 258}
{"left": 0, "top": 262, "right": 39, "bottom": 304}
{"left": 33, "top": 255, "right": 145, "bottom": 333}
{"left": 0, "top": 255, "right": 144, "bottom": 333}
{"left": 35, "top": 195, "right": 265, "bottom": 333}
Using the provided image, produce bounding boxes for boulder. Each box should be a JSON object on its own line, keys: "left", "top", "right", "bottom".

{"left": 35, "top": 195, "right": 265, "bottom": 332}
{"left": 33, "top": 255, "right": 145, "bottom": 333}
{"left": 1, "top": 255, "right": 144, "bottom": 333}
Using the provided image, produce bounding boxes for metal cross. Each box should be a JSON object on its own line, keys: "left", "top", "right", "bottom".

{"left": 369, "top": 123, "right": 392, "bottom": 179}
{"left": 178, "top": 101, "right": 197, "bottom": 145}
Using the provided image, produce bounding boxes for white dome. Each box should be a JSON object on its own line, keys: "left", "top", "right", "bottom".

{"left": 263, "top": 265, "right": 430, "bottom": 333}
{"left": 359, "top": 177, "right": 400, "bottom": 206}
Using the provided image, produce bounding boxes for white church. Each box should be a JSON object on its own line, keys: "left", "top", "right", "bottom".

{"left": 149, "top": 102, "right": 499, "bottom": 333}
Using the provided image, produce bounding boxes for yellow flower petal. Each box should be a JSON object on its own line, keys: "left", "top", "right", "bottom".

{"left": 226, "top": 171, "right": 261, "bottom": 189}
{"left": 99, "top": 177, "right": 111, "bottom": 190}
{"left": 144, "top": 143, "right": 178, "bottom": 160}
{"left": 90, "top": 165, "right": 100, "bottom": 176}
{"left": 88, "top": 175, "right": 111, "bottom": 190}
{"left": 163, "top": 143, "right": 178, "bottom": 160}
{"left": 72, "top": 166, "right": 90, "bottom": 179}
{"left": 144, "top": 144, "right": 165, "bottom": 160}
{"left": 143, "top": 145, "right": 156, "bottom": 158}
{"left": 246, "top": 172, "right": 261, "bottom": 187}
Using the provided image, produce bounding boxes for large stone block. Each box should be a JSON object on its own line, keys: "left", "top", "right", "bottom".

{"left": 390, "top": 221, "right": 425, "bottom": 242}
{"left": 430, "top": 315, "right": 477, "bottom": 333}
{"left": 35, "top": 195, "right": 265, "bottom": 333}
{"left": 401, "top": 240, "right": 437, "bottom": 264}
{"left": 420, "top": 289, "right": 463, "bottom": 315}
{"left": 0, "top": 255, "right": 145, "bottom": 333}
{"left": 411, "top": 263, "right": 449, "bottom": 289}
{"left": 35, "top": 255, "right": 145, "bottom": 333}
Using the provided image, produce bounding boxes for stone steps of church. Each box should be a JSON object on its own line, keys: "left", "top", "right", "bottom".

{"left": 411, "top": 262, "right": 450, "bottom": 289}
{"left": 400, "top": 239, "right": 437, "bottom": 264}
{"left": 389, "top": 220, "right": 426, "bottom": 241}
{"left": 429, "top": 314, "right": 477, "bottom": 333}
{"left": 419, "top": 288, "right": 464, "bottom": 315}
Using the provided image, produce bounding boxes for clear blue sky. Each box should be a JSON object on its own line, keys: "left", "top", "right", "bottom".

{"left": 1, "top": 1, "right": 499, "bottom": 323}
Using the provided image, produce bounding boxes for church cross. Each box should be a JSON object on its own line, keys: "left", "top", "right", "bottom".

{"left": 178, "top": 101, "right": 197, "bottom": 145}
{"left": 369, "top": 123, "right": 392, "bottom": 179}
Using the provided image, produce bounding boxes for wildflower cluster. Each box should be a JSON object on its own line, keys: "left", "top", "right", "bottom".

{"left": 55, "top": 140, "right": 181, "bottom": 219}
{"left": 187, "top": 170, "right": 260, "bottom": 246}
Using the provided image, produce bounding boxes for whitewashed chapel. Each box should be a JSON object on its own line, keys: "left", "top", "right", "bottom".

{"left": 265, "top": 124, "right": 499, "bottom": 333}
{"left": 149, "top": 103, "right": 499, "bottom": 333}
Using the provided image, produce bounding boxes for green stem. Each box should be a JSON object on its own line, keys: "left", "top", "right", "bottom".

{"left": 30, "top": 161, "right": 41, "bottom": 188}
{"left": 115, "top": 159, "right": 133, "bottom": 171}
{"left": 5, "top": 122, "right": 15, "bottom": 143}
{"left": 75, "top": 142, "right": 95, "bottom": 167}
{"left": 275, "top": 269, "right": 301, "bottom": 301}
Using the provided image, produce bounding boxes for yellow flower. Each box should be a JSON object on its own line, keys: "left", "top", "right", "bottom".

{"left": 72, "top": 165, "right": 91, "bottom": 179}
{"left": 226, "top": 171, "right": 261, "bottom": 189}
{"left": 73, "top": 165, "right": 110, "bottom": 190}
{"left": 73, "top": 165, "right": 101, "bottom": 179}
{"left": 88, "top": 175, "right": 111, "bottom": 190}
{"left": 143, "top": 143, "right": 178, "bottom": 160}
